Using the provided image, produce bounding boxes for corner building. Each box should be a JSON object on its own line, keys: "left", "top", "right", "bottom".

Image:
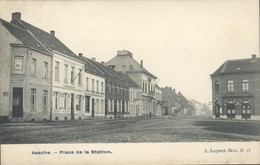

{"left": 0, "top": 15, "right": 52, "bottom": 121}
{"left": 211, "top": 55, "right": 260, "bottom": 120}
{"left": 11, "top": 12, "right": 87, "bottom": 120}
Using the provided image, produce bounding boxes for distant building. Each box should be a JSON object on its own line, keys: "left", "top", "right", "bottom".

{"left": 177, "top": 92, "right": 195, "bottom": 116}
{"left": 162, "top": 87, "right": 196, "bottom": 116}
{"left": 106, "top": 50, "right": 157, "bottom": 117}
{"left": 0, "top": 15, "right": 52, "bottom": 121}
{"left": 154, "top": 85, "right": 163, "bottom": 116}
{"left": 211, "top": 54, "right": 260, "bottom": 120}
{"left": 87, "top": 58, "right": 130, "bottom": 118}
{"left": 162, "top": 87, "right": 179, "bottom": 116}
{"left": 79, "top": 54, "right": 106, "bottom": 118}
{"left": 119, "top": 73, "right": 143, "bottom": 117}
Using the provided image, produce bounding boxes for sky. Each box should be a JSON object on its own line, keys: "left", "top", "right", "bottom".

{"left": 0, "top": 0, "right": 259, "bottom": 104}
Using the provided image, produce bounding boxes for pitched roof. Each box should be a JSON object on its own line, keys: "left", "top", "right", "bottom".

{"left": 86, "top": 59, "right": 128, "bottom": 84}
{"left": 118, "top": 72, "right": 142, "bottom": 89}
{"left": 211, "top": 57, "right": 260, "bottom": 76}
{"left": 0, "top": 18, "right": 51, "bottom": 55}
{"left": 10, "top": 19, "right": 82, "bottom": 61}
{"left": 79, "top": 56, "right": 105, "bottom": 78}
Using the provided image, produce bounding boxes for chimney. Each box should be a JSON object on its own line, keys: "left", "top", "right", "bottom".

{"left": 50, "top": 30, "right": 55, "bottom": 37}
{"left": 141, "top": 60, "right": 143, "bottom": 68}
{"left": 251, "top": 54, "right": 257, "bottom": 62}
{"left": 100, "top": 61, "right": 105, "bottom": 65}
{"left": 78, "top": 53, "right": 83, "bottom": 57}
{"left": 12, "top": 12, "right": 21, "bottom": 21}
{"left": 173, "top": 89, "right": 176, "bottom": 93}
{"left": 91, "top": 57, "right": 96, "bottom": 61}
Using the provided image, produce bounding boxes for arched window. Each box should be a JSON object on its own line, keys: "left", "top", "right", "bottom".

{"left": 227, "top": 80, "right": 234, "bottom": 92}
{"left": 215, "top": 81, "right": 219, "bottom": 92}
{"left": 242, "top": 79, "right": 249, "bottom": 91}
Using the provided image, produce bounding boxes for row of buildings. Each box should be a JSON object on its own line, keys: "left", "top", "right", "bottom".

{"left": 2, "top": 12, "right": 258, "bottom": 121}
{"left": 0, "top": 12, "right": 169, "bottom": 121}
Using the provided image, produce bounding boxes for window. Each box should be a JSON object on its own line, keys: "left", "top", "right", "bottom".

{"left": 96, "top": 99, "right": 99, "bottom": 113}
{"left": 54, "top": 92, "right": 58, "bottom": 110}
{"left": 85, "top": 96, "right": 90, "bottom": 113}
{"left": 92, "top": 79, "right": 95, "bottom": 92}
{"left": 96, "top": 80, "right": 99, "bottom": 93}
{"left": 64, "top": 93, "right": 67, "bottom": 110}
{"left": 227, "top": 80, "right": 234, "bottom": 92}
{"left": 101, "top": 82, "right": 104, "bottom": 93}
{"left": 78, "top": 95, "right": 81, "bottom": 111}
{"left": 215, "top": 81, "right": 219, "bottom": 92}
{"left": 86, "top": 77, "right": 89, "bottom": 91}
{"left": 110, "top": 99, "right": 113, "bottom": 112}
{"left": 109, "top": 82, "right": 112, "bottom": 93}
{"left": 30, "top": 89, "right": 36, "bottom": 110}
{"left": 55, "top": 61, "right": 60, "bottom": 81}
{"left": 43, "top": 62, "right": 48, "bottom": 78}
{"left": 43, "top": 90, "right": 48, "bottom": 110}
{"left": 130, "top": 65, "right": 133, "bottom": 70}
{"left": 31, "top": 58, "right": 36, "bottom": 76}
{"left": 71, "top": 67, "right": 75, "bottom": 84}
{"left": 64, "top": 64, "right": 68, "bottom": 82}
{"left": 78, "top": 69, "right": 82, "bottom": 86}
{"left": 14, "top": 56, "right": 23, "bottom": 71}
{"left": 101, "top": 99, "right": 104, "bottom": 114}
{"left": 115, "top": 84, "right": 118, "bottom": 94}
{"left": 242, "top": 79, "right": 249, "bottom": 91}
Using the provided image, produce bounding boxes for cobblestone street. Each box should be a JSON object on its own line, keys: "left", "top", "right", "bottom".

{"left": 0, "top": 116, "right": 259, "bottom": 144}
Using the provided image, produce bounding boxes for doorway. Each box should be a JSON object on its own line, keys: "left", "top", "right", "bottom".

{"left": 92, "top": 98, "right": 95, "bottom": 118}
{"left": 71, "top": 94, "right": 74, "bottom": 120}
{"left": 12, "top": 88, "right": 23, "bottom": 118}
{"left": 242, "top": 101, "right": 251, "bottom": 119}
{"left": 227, "top": 101, "right": 236, "bottom": 119}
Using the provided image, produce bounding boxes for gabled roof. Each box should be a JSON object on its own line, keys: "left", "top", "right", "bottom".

{"left": 86, "top": 59, "right": 128, "bottom": 84}
{"left": 211, "top": 56, "right": 260, "bottom": 76}
{"left": 118, "top": 72, "right": 142, "bottom": 89}
{"left": 0, "top": 18, "right": 51, "bottom": 55}
{"left": 79, "top": 56, "right": 105, "bottom": 78}
{"left": 10, "top": 19, "right": 82, "bottom": 61}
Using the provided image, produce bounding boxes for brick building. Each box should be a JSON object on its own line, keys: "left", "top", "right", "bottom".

{"left": 86, "top": 58, "right": 130, "bottom": 118}
{"left": 106, "top": 50, "right": 157, "bottom": 117}
{"left": 211, "top": 55, "right": 260, "bottom": 120}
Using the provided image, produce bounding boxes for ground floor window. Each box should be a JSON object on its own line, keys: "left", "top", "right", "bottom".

{"left": 43, "top": 90, "right": 48, "bottom": 111}
{"left": 96, "top": 99, "right": 99, "bottom": 113}
{"left": 64, "top": 93, "right": 68, "bottom": 111}
{"left": 110, "top": 99, "right": 113, "bottom": 112}
{"left": 30, "top": 88, "right": 36, "bottom": 111}
{"left": 101, "top": 99, "right": 104, "bottom": 114}
{"left": 54, "top": 92, "right": 59, "bottom": 110}
{"left": 77, "top": 95, "right": 82, "bottom": 111}
{"left": 85, "top": 96, "right": 90, "bottom": 113}
{"left": 114, "top": 100, "right": 117, "bottom": 112}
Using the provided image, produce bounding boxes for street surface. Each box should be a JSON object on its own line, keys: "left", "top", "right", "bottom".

{"left": 0, "top": 116, "right": 259, "bottom": 144}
